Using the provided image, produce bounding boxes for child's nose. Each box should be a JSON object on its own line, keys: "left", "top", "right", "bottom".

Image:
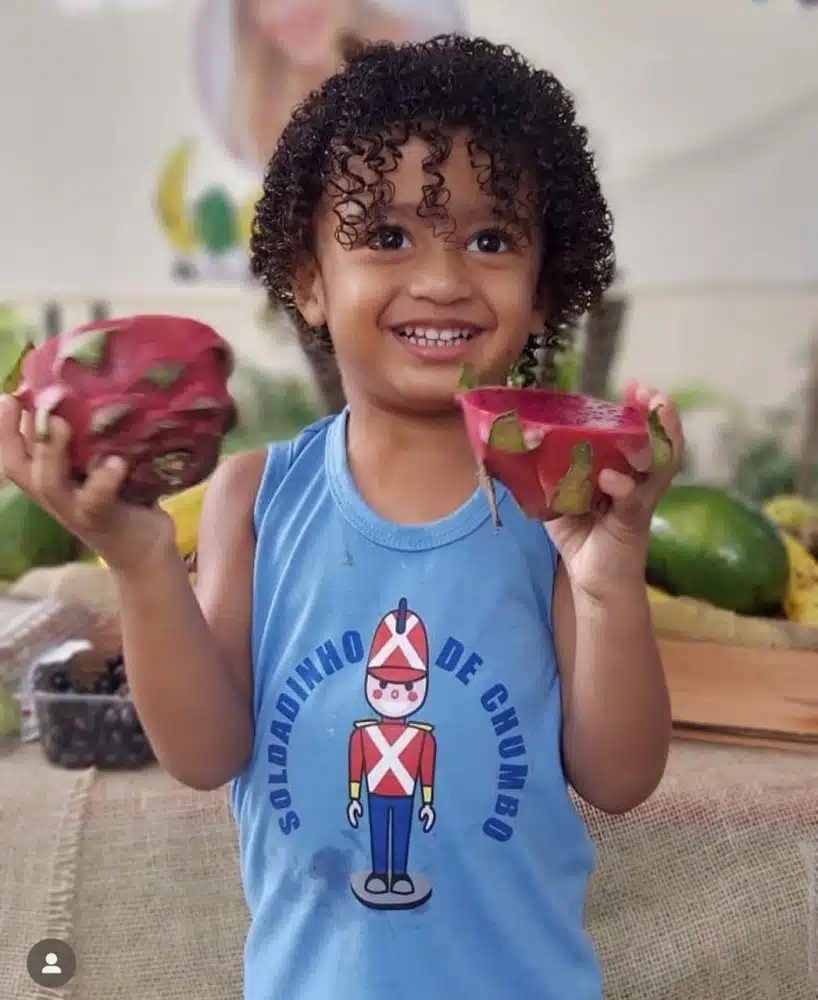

{"left": 390, "top": 689, "right": 400, "bottom": 699}
{"left": 408, "top": 245, "right": 472, "bottom": 304}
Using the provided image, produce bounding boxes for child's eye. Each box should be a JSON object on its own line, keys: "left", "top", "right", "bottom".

{"left": 467, "top": 230, "right": 512, "bottom": 254}
{"left": 369, "top": 225, "right": 410, "bottom": 251}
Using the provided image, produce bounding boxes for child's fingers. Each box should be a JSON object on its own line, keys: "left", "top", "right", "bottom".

{"left": 626, "top": 381, "right": 657, "bottom": 411}
{"left": 617, "top": 439, "right": 653, "bottom": 473}
{"left": 599, "top": 467, "right": 655, "bottom": 531}
{"left": 29, "top": 416, "right": 74, "bottom": 513}
{"left": 74, "top": 457, "right": 128, "bottom": 524}
{"left": 0, "top": 396, "right": 32, "bottom": 488}
{"left": 598, "top": 467, "right": 637, "bottom": 503}
{"left": 19, "top": 408, "right": 36, "bottom": 458}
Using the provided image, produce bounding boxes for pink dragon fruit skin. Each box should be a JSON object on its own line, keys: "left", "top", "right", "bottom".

{"left": 13, "top": 314, "right": 237, "bottom": 506}
{"left": 458, "top": 386, "right": 658, "bottom": 523}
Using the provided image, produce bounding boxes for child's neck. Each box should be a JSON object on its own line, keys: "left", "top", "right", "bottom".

{"left": 345, "top": 397, "right": 481, "bottom": 526}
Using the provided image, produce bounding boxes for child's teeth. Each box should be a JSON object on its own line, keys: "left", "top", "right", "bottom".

{"left": 399, "top": 327, "right": 475, "bottom": 346}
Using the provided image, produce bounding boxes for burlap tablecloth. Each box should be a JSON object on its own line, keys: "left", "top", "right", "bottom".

{"left": 1, "top": 741, "right": 816, "bottom": 1000}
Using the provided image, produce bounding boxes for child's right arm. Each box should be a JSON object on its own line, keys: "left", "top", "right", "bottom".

{"left": 116, "top": 450, "right": 266, "bottom": 790}
{"left": 0, "top": 395, "right": 264, "bottom": 791}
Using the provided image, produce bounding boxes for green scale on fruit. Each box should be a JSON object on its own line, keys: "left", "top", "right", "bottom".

{"left": 647, "top": 408, "right": 673, "bottom": 468}
{"left": 550, "top": 441, "right": 594, "bottom": 515}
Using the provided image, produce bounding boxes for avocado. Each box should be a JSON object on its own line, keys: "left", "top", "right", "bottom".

{"left": 0, "top": 482, "right": 80, "bottom": 581}
{"left": 647, "top": 483, "right": 789, "bottom": 616}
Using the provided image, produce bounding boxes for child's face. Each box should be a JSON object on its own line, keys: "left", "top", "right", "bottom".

{"left": 297, "top": 132, "right": 545, "bottom": 413}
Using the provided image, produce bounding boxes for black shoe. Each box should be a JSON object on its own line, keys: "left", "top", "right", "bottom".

{"left": 391, "top": 873, "right": 415, "bottom": 895}
{"left": 364, "top": 872, "right": 389, "bottom": 894}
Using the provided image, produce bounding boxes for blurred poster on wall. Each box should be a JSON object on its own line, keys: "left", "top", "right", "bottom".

{"left": 154, "top": 0, "right": 467, "bottom": 284}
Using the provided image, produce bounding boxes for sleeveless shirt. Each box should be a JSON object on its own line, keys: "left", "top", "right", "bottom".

{"left": 231, "top": 410, "right": 602, "bottom": 1000}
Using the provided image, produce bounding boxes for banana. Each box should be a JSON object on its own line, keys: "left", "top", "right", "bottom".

{"left": 92, "top": 478, "right": 209, "bottom": 568}
{"left": 781, "top": 532, "right": 818, "bottom": 625}
{"left": 649, "top": 590, "right": 803, "bottom": 648}
{"left": 646, "top": 584, "right": 672, "bottom": 605}
{"left": 763, "top": 494, "right": 818, "bottom": 535}
{"left": 155, "top": 140, "right": 199, "bottom": 255}
{"left": 160, "top": 478, "right": 209, "bottom": 559}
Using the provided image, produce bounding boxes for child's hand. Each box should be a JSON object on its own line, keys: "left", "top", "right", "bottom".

{"left": 0, "top": 395, "right": 176, "bottom": 575}
{"left": 545, "top": 383, "right": 684, "bottom": 604}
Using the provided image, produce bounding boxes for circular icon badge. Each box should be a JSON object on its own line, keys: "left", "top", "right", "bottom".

{"left": 27, "top": 938, "right": 77, "bottom": 988}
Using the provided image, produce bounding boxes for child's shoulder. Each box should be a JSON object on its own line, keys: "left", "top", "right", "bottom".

{"left": 261, "top": 412, "right": 336, "bottom": 471}
{"left": 289, "top": 413, "right": 337, "bottom": 454}
{"left": 252, "top": 413, "right": 337, "bottom": 520}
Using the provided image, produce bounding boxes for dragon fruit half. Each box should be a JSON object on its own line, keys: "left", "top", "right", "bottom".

{"left": 456, "top": 365, "right": 672, "bottom": 527}
{"left": 10, "top": 314, "right": 237, "bottom": 506}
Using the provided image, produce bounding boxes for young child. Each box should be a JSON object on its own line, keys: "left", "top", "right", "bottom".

{"left": 0, "top": 34, "right": 683, "bottom": 1000}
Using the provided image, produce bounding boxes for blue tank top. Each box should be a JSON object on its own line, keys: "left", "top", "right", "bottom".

{"left": 231, "top": 410, "right": 601, "bottom": 1000}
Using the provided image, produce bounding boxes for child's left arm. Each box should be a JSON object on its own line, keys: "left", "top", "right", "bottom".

{"left": 549, "top": 384, "right": 685, "bottom": 815}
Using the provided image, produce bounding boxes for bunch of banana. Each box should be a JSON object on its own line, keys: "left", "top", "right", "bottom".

{"left": 763, "top": 494, "right": 818, "bottom": 538}
{"left": 646, "top": 585, "right": 671, "bottom": 606}
{"left": 89, "top": 478, "right": 208, "bottom": 568}
{"left": 779, "top": 531, "right": 818, "bottom": 625}
{"left": 160, "top": 479, "right": 208, "bottom": 561}
{"left": 760, "top": 493, "right": 818, "bottom": 624}
{"left": 645, "top": 583, "right": 798, "bottom": 647}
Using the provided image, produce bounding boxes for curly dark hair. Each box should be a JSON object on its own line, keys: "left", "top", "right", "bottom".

{"left": 250, "top": 33, "right": 615, "bottom": 388}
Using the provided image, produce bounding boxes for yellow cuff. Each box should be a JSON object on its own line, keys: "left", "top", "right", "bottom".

{"left": 422, "top": 785, "right": 433, "bottom": 805}
{"left": 349, "top": 782, "right": 361, "bottom": 800}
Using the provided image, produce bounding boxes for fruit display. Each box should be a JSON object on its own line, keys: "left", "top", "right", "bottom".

{"left": 457, "top": 365, "right": 671, "bottom": 526}
{"left": 8, "top": 314, "right": 237, "bottom": 506}
{"left": 33, "top": 646, "right": 154, "bottom": 770}
{"left": 0, "top": 481, "right": 81, "bottom": 581}
{"left": 647, "top": 484, "right": 789, "bottom": 616}
{"left": 644, "top": 482, "right": 818, "bottom": 650}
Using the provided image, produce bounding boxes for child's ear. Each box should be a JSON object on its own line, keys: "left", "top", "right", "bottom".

{"left": 293, "top": 257, "right": 327, "bottom": 328}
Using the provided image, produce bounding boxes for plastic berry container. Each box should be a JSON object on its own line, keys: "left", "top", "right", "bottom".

{"left": 32, "top": 643, "right": 155, "bottom": 770}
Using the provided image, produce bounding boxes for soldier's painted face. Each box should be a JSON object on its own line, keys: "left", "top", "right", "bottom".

{"left": 366, "top": 676, "right": 428, "bottom": 719}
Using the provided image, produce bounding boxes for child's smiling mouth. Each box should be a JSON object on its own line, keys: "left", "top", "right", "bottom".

{"left": 390, "top": 323, "right": 487, "bottom": 363}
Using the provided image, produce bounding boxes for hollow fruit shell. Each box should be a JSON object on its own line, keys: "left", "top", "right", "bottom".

{"left": 457, "top": 386, "right": 653, "bottom": 520}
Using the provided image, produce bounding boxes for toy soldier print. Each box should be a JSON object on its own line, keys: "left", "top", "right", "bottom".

{"left": 347, "top": 598, "right": 437, "bottom": 910}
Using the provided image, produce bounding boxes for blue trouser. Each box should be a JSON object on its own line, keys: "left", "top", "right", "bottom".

{"left": 368, "top": 793, "right": 413, "bottom": 874}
